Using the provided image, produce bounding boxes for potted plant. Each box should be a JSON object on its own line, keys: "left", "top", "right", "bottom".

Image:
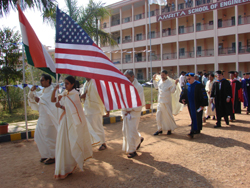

{"left": 0, "top": 122, "right": 9, "bottom": 135}
{"left": 145, "top": 101, "right": 151, "bottom": 109}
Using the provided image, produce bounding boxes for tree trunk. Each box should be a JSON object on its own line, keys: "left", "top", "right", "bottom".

{"left": 6, "top": 79, "right": 12, "bottom": 114}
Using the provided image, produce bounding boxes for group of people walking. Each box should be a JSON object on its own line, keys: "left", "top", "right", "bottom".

{"left": 28, "top": 69, "right": 250, "bottom": 180}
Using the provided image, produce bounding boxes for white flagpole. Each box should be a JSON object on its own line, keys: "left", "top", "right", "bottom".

{"left": 18, "top": 1, "right": 29, "bottom": 140}
{"left": 148, "top": 1, "right": 153, "bottom": 114}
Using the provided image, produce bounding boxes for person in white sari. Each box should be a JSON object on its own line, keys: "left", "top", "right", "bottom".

{"left": 51, "top": 76, "right": 93, "bottom": 180}
{"left": 122, "top": 70, "right": 145, "bottom": 158}
{"left": 28, "top": 74, "right": 58, "bottom": 165}
{"left": 205, "top": 73, "right": 216, "bottom": 120}
{"left": 80, "top": 78, "right": 106, "bottom": 150}
{"left": 153, "top": 70, "right": 183, "bottom": 135}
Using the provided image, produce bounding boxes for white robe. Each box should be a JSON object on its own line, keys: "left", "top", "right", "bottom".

{"left": 81, "top": 79, "right": 106, "bottom": 145}
{"left": 205, "top": 80, "right": 216, "bottom": 116}
{"left": 28, "top": 85, "right": 58, "bottom": 158}
{"left": 153, "top": 77, "right": 183, "bottom": 133}
{"left": 122, "top": 78, "right": 145, "bottom": 153}
{"left": 54, "top": 89, "right": 93, "bottom": 179}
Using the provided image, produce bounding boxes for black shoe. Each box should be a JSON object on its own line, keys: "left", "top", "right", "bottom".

{"left": 194, "top": 130, "right": 200, "bottom": 134}
{"left": 153, "top": 130, "right": 162, "bottom": 136}
{"left": 187, "top": 133, "right": 194, "bottom": 138}
{"left": 136, "top": 137, "right": 144, "bottom": 150}
{"left": 213, "top": 116, "right": 216, "bottom": 120}
{"left": 214, "top": 125, "right": 221, "bottom": 128}
{"left": 127, "top": 152, "right": 137, "bottom": 158}
{"left": 44, "top": 158, "right": 55, "bottom": 165}
{"left": 167, "top": 130, "right": 172, "bottom": 135}
{"left": 40, "top": 158, "right": 47, "bottom": 163}
{"left": 206, "top": 116, "right": 210, "bottom": 120}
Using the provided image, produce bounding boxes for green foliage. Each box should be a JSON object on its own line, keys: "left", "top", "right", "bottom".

{"left": 43, "top": 0, "right": 117, "bottom": 46}
{"left": 0, "top": 0, "right": 56, "bottom": 17}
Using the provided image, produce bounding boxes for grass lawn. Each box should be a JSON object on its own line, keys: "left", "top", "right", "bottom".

{"left": 143, "top": 86, "right": 158, "bottom": 103}
{"left": 0, "top": 105, "right": 39, "bottom": 123}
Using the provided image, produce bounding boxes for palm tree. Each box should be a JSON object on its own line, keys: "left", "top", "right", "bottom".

{"left": 43, "top": 0, "right": 117, "bottom": 47}
{"left": 0, "top": 0, "right": 56, "bottom": 17}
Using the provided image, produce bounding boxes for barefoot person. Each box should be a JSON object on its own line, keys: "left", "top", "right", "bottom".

{"left": 51, "top": 76, "right": 93, "bottom": 179}
{"left": 80, "top": 78, "right": 107, "bottom": 150}
{"left": 122, "top": 70, "right": 145, "bottom": 158}
{"left": 28, "top": 74, "right": 58, "bottom": 165}
{"left": 180, "top": 73, "right": 208, "bottom": 138}
{"left": 153, "top": 70, "right": 180, "bottom": 136}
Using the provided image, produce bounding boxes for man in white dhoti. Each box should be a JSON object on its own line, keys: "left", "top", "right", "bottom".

{"left": 80, "top": 78, "right": 107, "bottom": 150}
{"left": 28, "top": 74, "right": 58, "bottom": 165}
{"left": 122, "top": 70, "right": 145, "bottom": 158}
{"left": 153, "top": 70, "right": 182, "bottom": 136}
{"left": 205, "top": 73, "right": 216, "bottom": 120}
{"left": 179, "top": 71, "right": 186, "bottom": 88}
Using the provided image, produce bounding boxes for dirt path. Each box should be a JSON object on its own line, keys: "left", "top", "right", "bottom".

{"left": 1, "top": 106, "right": 250, "bottom": 188}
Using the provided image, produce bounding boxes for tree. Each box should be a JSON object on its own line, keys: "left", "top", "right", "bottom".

{"left": 0, "top": 27, "right": 23, "bottom": 113}
{"left": 43, "top": 0, "right": 117, "bottom": 47}
{"left": 0, "top": 0, "right": 56, "bottom": 17}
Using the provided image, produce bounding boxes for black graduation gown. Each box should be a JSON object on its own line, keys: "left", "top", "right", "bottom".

{"left": 210, "top": 79, "right": 232, "bottom": 117}
{"left": 231, "top": 79, "right": 242, "bottom": 114}
{"left": 180, "top": 81, "right": 208, "bottom": 132}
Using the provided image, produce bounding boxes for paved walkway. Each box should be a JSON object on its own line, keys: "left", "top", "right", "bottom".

{"left": 8, "top": 103, "right": 158, "bottom": 134}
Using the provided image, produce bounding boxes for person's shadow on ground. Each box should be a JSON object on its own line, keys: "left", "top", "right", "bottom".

{"left": 204, "top": 122, "right": 250, "bottom": 133}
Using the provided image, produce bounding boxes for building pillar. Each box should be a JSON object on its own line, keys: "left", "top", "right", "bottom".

{"left": 213, "top": 9, "right": 218, "bottom": 71}
{"left": 235, "top": 5, "right": 239, "bottom": 72}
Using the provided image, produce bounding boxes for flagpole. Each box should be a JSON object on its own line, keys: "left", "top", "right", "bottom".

{"left": 19, "top": 1, "right": 29, "bottom": 140}
{"left": 148, "top": 1, "right": 153, "bottom": 115}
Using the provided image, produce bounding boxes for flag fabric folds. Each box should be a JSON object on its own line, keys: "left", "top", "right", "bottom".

{"left": 148, "top": 0, "right": 167, "bottom": 5}
{"left": 55, "top": 7, "right": 142, "bottom": 111}
{"left": 17, "top": 5, "right": 57, "bottom": 78}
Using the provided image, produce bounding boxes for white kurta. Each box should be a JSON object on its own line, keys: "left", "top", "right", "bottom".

{"left": 122, "top": 78, "right": 145, "bottom": 153}
{"left": 28, "top": 85, "right": 58, "bottom": 158}
{"left": 205, "top": 80, "right": 216, "bottom": 116}
{"left": 153, "top": 77, "right": 182, "bottom": 133}
{"left": 81, "top": 79, "right": 106, "bottom": 145}
{"left": 54, "top": 89, "right": 93, "bottom": 179}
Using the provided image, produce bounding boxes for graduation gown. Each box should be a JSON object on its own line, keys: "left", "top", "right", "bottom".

{"left": 180, "top": 81, "right": 208, "bottom": 132}
{"left": 242, "top": 78, "right": 250, "bottom": 109}
{"left": 230, "top": 79, "right": 243, "bottom": 114}
{"left": 211, "top": 79, "right": 232, "bottom": 117}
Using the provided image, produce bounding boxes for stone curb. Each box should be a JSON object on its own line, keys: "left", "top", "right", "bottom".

{"left": 0, "top": 108, "right": 157, "bottom": 143}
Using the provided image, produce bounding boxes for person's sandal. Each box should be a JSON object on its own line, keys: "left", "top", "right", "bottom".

{"left": 127, "top": 152, "right": 137, "bottom": 158}
{"left": 44, "top": 158, "right": 55, "bottom": 165}
{"left": 98, "top": 144, "right": 107, "bottom": 151}
{"left": 40, "top": 158, "right": 47, "bottom": 163}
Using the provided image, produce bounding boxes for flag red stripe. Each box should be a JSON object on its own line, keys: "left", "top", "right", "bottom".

{"left": 125, "top": 84, "right": 132, "bottom": 108}
{"left": 55, "top": 58, "right": 122, "bottom": 75}
{"left": 104, "top": 81, "right": 113, "bottom": 110}
{"left": 112, "top": 82, "right": 122, "bottom": 109}
{"left": 55, "top": 48, "right": 111, "bottom": 62}
{"left": 94, "top": 80, "right": 104, "bottom": 105}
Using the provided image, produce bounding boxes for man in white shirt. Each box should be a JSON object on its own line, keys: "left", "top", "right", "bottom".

{"left": 122, "top": 70, "right": 145, "bottom": 158}
{"left": 28, "top": 74, "right": 58, "bottom": 165}
{"left": 179, "top": 71, "right": 186, "bottom": 88}
{"left": 153, "top": 70, "right": 180, "bottom": 135}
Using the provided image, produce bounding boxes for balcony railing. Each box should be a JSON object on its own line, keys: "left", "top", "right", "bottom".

{"left": 101, "top": 22, "right": 109, "bottom": 29}
{"left": 122, "top": 17, "right": 132, "bottom": 24}
{"left": 179, "top": 25, "right": 194, "bottom": 34}
{"left": 196, "top": 49, "right": 214, "bottom": 57}
{"left": 238, "top": 15, "right": 250, "bottom": 25}
{"left": 196, "top": 23, "right": 214, "bottom": 31}
{"left": 238, "top": 46, "right": 250, "bottom": 54}
{"left": 218, "top": 19, "right": 235, "bottom": 28}
{"left": 179, "top": 51, "right": 194, "bottom": 59}
{"left": 218, "top": 47, "right": 236, "bottom": 55}
{"left": 134, "top": 56, "right": 146, "bottom": 62}
{"left": 112, "top": 59, "right": 121, "bottom": 64}
{"left": 134, "top": 34, "right": 146, "bottom": 41}
{"left": 123, "top": 58, "right": 133, "bottom": 63}
{"left": 162, "top": 29, "right": 176, "bottom": 37}
{"left": 148, "top": 54, "right": 161, "bottom": 61}
{"left": 122, "top": 38, "right": 132, "bottom": 43}
{"left": 163, "top": 53, "right": 177, "bottom": 60}
{"left": 196, "top": 0, "right": 212, "bottom": 6}
{"left": 134, "top": 13, "right": 145, "bottom": 21}
{"left": 161, "top": 6, "right": 175, "bottom": 14}
{"left": 147, "top": 32, "right": 160, "bottom": 39}
{"left": 111, "top": 20, "right": 120, "bottom": 27}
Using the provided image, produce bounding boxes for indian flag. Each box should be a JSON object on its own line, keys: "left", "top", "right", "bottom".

{"left": 17, "top": 4, "right": 56, "bottom": 78}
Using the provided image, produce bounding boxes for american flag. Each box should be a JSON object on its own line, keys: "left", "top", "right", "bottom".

{"left": 55, "top": 7, "right": 142, "bottom": 111}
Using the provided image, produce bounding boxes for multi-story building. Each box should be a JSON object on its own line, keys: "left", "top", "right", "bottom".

{"left": 100, "top": 0, "right": 250, "bottom": 80}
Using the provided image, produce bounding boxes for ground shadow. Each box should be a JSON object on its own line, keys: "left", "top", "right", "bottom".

{"left": 204, "top": 122, "right": 250, "bottom": 133}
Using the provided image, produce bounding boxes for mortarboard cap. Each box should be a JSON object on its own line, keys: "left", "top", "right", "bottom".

{"left": 181, "top": 71, "right": 186, "bottom": 74}
{"left": 243, "top": 73, "right": 246, "bottom": 75}
{"left": 246, "top": 72, "right": 250, "bottom": 75}
{"left": 216, "top": 70, "right": 223, "bottom": 74}
{"left": 228, "top": 71, "right": 236, "bottom": 74}
{"left": 185, "top": 73, "right": 195, "bottom": 77}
